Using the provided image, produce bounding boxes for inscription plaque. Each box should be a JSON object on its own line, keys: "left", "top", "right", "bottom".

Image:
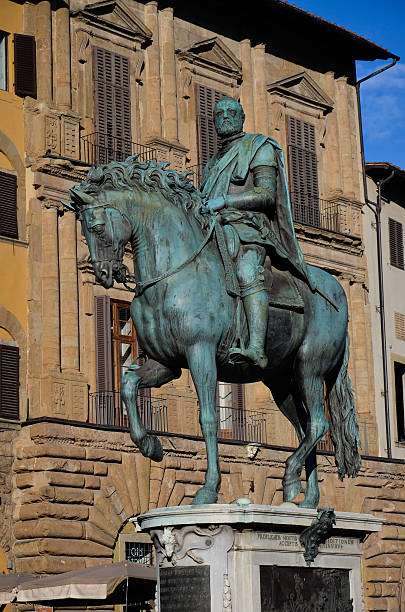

{"left": 260, "top": 566, "right": 353, "bottom": 611}
{"left": 159, "top": 565, "right": 210, "bottom": 612}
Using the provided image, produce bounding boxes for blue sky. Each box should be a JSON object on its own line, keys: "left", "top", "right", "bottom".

{"left": 292, "top": 1, "right": 405, "bottom": 169}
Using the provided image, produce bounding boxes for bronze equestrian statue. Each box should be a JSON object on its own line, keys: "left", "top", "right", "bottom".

{"left": 202, "top": 97, "right": 314, "bottom": 369}
{"left": 66, "top": 99, "right": 361, "bottom": 509}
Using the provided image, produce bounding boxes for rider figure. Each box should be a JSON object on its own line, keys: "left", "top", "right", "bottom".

{"left": 201, "top": 97, "right": 313, "bottom": 369}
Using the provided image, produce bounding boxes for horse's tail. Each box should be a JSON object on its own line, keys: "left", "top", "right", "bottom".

{"left": 326, "top": 332, "right": 361, "bottom": 480}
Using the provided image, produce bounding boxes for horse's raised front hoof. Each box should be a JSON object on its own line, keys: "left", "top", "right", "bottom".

{"left": 191, "top": 486, "right": 218, "bottom": 505}
{"left": 282, "top": 478, "right": 302, "bottom": 504}
{"left": 134, "top": 433, "right": 164, "bottom": 462}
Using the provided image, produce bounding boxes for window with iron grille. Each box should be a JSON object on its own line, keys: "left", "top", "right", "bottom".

{"left": 125, "top": 541, "right": 153, "bottom": 565}
{"left": 287, "top": 115, "right": 320, "bottom": 227}
{"left": 0, "top": 344, "right": 19, "bottom": 420}
{"left": 196, "top": 84, "right": 224, "bottom": 169}
{"left": 389, "top": 218, "right": 404, "bottom": 269}
{"left": 0, "top": 171, "right": 18, "bottom": 239}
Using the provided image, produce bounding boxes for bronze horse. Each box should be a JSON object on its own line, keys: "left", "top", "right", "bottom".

{"left": 67, "top": 156, "right": 361, "bottom": 508}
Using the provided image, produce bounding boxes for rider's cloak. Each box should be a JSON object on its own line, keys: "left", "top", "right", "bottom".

{"left": 200, "top": 132, "right": 314, "bottom": 291}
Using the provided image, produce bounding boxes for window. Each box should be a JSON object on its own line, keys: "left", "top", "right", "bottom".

{"left": 0, "top": 32, "right": 7, "bottom": 91}
{"left": 394, "top": 361, "right": 405, "bottom": 442}
{"left": 93, "top": 47, "right": 131, "bottom": 163}
{"left": 13, "top": 34, "right": 36, "bottom": 98}
{"left": 217, "top": 381, "right": 245, "bottom": 440}
{"left": 93, "top": 296, "right": 150, "bottom": 427}
{"left": 0, "top": 344, "right": 19, "bottom": 420}
{"left": 0, "top": 171, "right": 18, "bottom": 239}
{"left": 389, "top": 218, "right": 404, "bottom": 270}
{"left": 111, "top": 300, "right": 138, "bottom": 393}
{"left": 196, "top": 84, "right": 224, "bottom": 169}
{"left": 287, "top": 115, "right": 320, "bottom": 227}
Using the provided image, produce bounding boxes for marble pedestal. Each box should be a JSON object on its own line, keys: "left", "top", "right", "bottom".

{"left": 138, "top": 503, "right": 384, "bottom": 612}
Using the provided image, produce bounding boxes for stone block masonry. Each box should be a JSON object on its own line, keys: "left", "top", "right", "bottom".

{"left": 7, "top": 421, "right": 405, "bottom": 609}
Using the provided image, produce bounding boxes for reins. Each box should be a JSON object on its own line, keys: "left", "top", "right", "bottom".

{"left": 123, "top": 216, "right": 217, "bottom": 296}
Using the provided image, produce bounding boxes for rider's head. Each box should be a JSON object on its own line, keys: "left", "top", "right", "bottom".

{"left": 214, "top": 98, "right": 245, "bottom": 138}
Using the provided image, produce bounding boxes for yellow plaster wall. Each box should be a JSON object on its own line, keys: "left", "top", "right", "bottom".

{"left": 0, "top": 327, "right": 14, "bottom": 341}
{"left": 0, "top": 1, "right": 24, "bottom": 159}
{"left": 0, "top": 1, "right": 26, "bottom": 335}
{"left": 0, "top": 243, "right": 27, "bottom": 332}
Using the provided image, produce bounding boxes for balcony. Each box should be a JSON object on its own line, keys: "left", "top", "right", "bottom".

{"left": 217, "top": 405, "right": 268, "bottom": 444}
{"left": 290, "top": 192, "right": 342, "bottom": 233}
{"left": 80, "top": 132, "right": 157, "bottom": 166}
{"left": 89, "top": 391, "right": 168, "bottom": 433}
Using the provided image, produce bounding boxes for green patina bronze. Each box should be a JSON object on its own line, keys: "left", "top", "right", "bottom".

{"left": 65, "top": 99, "right": 361, "bottom": 508}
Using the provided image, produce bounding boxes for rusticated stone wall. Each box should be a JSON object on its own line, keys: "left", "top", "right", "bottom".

{"left": 10, "top": 421, "right": 405, "bottom": 610}
{"left": 0, "top": 423, "right": 20, "bottom": 569}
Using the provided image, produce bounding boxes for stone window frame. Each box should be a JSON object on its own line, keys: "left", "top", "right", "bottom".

{"left": 176, "top": 37, "right": 242, "bottom": 171}
{"left": 0, "top": 131, "right": 26, "bottom": 241}
{"left": 0, "top": 306, "right": 27, "bottom": 422}
{"left": 266, "top": 72, "right": 334, "bottom": 204}
{"left": 71, "top": 5, "right": 152, "bottom": 146}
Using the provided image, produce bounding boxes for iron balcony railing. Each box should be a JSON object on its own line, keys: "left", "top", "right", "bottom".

{"left": 89, "top": 391, "right": 168, "bottom": 433}
{"left": 80, "top": 132, "right": 157, "bottom": 166}
{"left": 216, "top": 405, "right": 268, "bottom": 444}
{"left": 290, "top": 191, "right": 341, "bottom": 233}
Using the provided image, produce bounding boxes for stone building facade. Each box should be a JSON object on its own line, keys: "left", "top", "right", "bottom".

{"left": 0, "top": 0, "right": 404, "bottom": 609}
{"left": 364, "top": 163, "right": 405, "bottom": 462}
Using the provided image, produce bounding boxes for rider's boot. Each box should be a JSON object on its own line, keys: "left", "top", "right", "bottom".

{"left": 230, "top": 290, "right": 269, "bottom": 369}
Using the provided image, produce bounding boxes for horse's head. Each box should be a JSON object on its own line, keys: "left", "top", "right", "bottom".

{"left": 69, "top": 179, "right": 133, "bottom": 289}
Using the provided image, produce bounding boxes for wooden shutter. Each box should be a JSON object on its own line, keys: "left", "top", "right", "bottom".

{"left": 389, "top": 218, "right": 404, "bottom": 269}
{"left": 231, "top": 383, "right": 246, "bottom": 440}
{"left": 0, "top": 345, "right": 19, "bottom": 420}
{"left": 14, "top": 34, "right": 37, "bottom": 98}
{"left": 0, "top": 171, "right": 18, "bottom": 239}
{"left": 93, "top": 47, "right": 131, "bottom": 162}
{"left": 196, "top": 84, "right": 224, "bottom": 168}
{"left": 95, "top": 295, "right": 113, "bottom": 392}
{"left": 287, "top": 115, "right": 320, "bottom": 227}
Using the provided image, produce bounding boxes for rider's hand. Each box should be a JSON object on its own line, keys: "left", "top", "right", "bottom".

{"left": 202, "top": 196, "right": 226, "bottom": 214}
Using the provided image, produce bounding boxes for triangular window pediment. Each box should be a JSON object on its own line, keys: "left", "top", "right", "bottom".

{"left": 76, "top": 0, "right": 152, "bottom": 43}
{"left": 267, "top": 72, "right": 333, "bottom": 112}
{"left": 177, "top": 37, "right": 241, "bottom": 78}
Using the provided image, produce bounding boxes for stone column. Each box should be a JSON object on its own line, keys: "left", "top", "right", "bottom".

{"left": 144, "top": 2, "right": 162, "bottom": 140}
{"left": 336, "top": 77, "right": 354, "bottom": 199}
{"left": 240, "top": 40, "right": 255, "bottom": 134}
{"left": 36, "top": 0, "right": 53, "bottom": 104}
{"left": 41, "top": 203, "right": 60, "bottom": 374}
{"left": 252, "top": 44, "right": 268, "bottom": 135}
{"left": 159, "top": 7, "right": 178, "bottom": 143}
{"left": 59, "top": 211, "right": 79, "bottom": 373}
{"left": 54, "top": 0, "right": 71, "bottom": 109}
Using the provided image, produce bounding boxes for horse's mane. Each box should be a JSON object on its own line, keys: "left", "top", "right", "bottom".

{"left": 79, "top": 155, "right": 207, "bottom": 227}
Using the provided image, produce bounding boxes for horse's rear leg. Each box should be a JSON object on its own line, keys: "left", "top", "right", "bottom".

{"left": 186, "top": 343, "right": 219, "bottom": 505}
{"left": 284, "top": 374, "right": 328, "bottom": 506}
{"left": 121, "top": 359, "right": 180, "bottom": 462}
